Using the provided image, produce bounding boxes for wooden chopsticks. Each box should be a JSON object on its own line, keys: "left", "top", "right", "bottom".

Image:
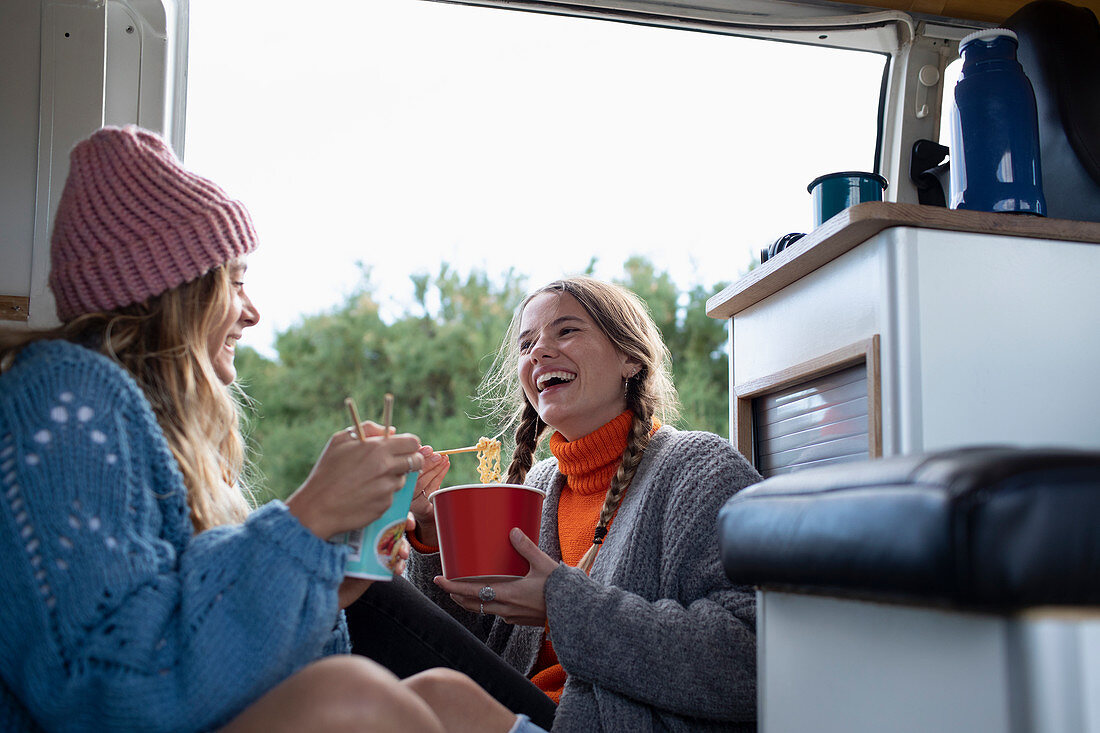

{"left": 345, "top": 397, "right": 366, "bottom": 441}
{"left": 345, "top": 393, "right": 394, "bottom": 441}
{"left": 436, "top": 445, "right": 480, "bottom": 456}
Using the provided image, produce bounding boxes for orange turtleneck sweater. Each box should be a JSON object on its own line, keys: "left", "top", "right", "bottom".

{"left": 528, "top": 410, "right": 636, "bottom": 703}
{"left": 410, "top": 410, "right": 655, "bottom": 704}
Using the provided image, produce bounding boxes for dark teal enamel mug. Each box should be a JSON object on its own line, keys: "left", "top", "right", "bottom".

{"left": 808, "top": 171, "right": 888, "bottom": 226}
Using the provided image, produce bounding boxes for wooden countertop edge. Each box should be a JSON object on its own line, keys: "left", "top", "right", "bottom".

{"left": 0, "top": 295, "right": 30, "bottom": 322}
{"left": 706, "top": 202, "right": 1100, "bottom": 320}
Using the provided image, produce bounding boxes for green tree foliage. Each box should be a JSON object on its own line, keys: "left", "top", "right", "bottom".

{"left": 614, "top": 257, "right": 729, "bottom": 435}
{"left": 237, "top": 259, "right": 729, "bottom": 504}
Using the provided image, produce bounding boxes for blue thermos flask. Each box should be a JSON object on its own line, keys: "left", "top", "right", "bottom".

{"left": 949, "top": 28, "right": 1046, "bottom": 215}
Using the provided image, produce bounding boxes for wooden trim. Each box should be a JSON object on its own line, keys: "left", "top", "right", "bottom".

{"left": 735, "top": 395, "right": 754, "bottom": 465}
{"left": 0, "top": 296, "right": 30, "bottom": 322}
{"left": 707, "top": 202, "right": 1100, "bottom": 320}
{"left": 1018, "top": 606, "right": 1100, "bottom": 621}
{"left": 734, "top": 336, "right": 882, "bottom": 463}
{"left": 866, "top": 334, "right": 882, "bottom": 459}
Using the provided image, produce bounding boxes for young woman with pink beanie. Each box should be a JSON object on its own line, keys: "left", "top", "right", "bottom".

{"left": 0, "top": 125, "right": 532, "bottom": 732}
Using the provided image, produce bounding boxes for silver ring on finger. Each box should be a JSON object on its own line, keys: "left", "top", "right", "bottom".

{"left": 346, "top": 427, "right": 357, "bottom": 440}
{"left": 478, "top": 586, "right": 496, "bottom": 602}
{"left": 406, "top": 455, "right": 416, "bottom": 472}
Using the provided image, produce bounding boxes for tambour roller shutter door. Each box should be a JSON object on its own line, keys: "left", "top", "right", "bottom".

{"left": 752, "top": 364, "right": 870, "bottom": 476}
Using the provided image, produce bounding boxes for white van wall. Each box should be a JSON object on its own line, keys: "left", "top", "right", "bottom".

{"left": 0, "top": 0, "right": 49, "bottom": 326}
{"left": 0, "top": 0, "right": 187, "bottom": 328}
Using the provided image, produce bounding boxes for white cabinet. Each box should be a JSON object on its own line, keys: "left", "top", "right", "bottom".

{"left": 756, "top": 591, "right": 1100, "bottom": 733}
{"left": 708, "top": 202, "right": 1100, "bottom": 472}
{"left": 711, "top": 204, "right": 1100, "bottom": 733}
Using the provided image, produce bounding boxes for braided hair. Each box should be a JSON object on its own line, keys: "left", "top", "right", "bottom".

{"left": 505, "top": 402, "right": 548, "bottom": 485}
{"left": 574, "top": 381, "right": 655, "bottom": 572}
{"left": 482, "top": 276, "right": 679, "bottom": 573}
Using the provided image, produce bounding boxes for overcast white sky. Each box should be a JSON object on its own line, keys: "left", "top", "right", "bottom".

{"left": 183, "top": 0, "right": 884, "bottom": 358}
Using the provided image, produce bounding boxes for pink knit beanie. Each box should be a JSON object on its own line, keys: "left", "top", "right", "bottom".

{"left": 48, "top": 125, "right": 258, "bottom": 322}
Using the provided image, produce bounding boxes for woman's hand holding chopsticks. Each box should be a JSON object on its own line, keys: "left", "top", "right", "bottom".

{"left": 285, "top": 420, "right": 424, "bottom": 542}
{"left": 407, "top": 446, "right": 452, "bottom": 548}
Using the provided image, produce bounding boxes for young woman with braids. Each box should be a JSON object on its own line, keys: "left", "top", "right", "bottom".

{"left": 346, "top": 276, "right": 763, "bottom": 732}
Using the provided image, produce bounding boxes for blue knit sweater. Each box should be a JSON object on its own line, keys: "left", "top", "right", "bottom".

{"left": 0, "top": 340, "right": 350, "bottom": 732}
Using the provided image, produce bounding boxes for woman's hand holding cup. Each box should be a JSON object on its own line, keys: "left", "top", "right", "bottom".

{"left": 335, "top": 534, "right": 412, "bottom": 608}
{"left": 434, "top": 528, "right": 557, "bottom": 627}
{"left": 286, "top": 421, "right": 423, "bottom": 541}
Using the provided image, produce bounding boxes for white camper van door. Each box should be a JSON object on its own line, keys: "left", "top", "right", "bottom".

{"left": 0, "top": 0, "right": 189, "bottom": 328}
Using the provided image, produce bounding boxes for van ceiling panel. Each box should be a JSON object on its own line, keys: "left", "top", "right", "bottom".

{"left": 432, "top": 0, "right": 1100, "bottom": 26}
{"left": 433, "top": 1, "right": 915, "bottom": 52}
{"left": 814, "top": 0, "right": 1100, "bottom": 23}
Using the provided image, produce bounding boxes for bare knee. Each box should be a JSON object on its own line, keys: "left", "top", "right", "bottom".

{"left": 405, "top": 667, "right": 483, "bottom": 704}
{"left": 303, "top": 655, "right": 401, "bottom": 707}
{"left": 404, "top": 668, "right": 517, "bottom": 733}
{"left": 307, "top": 657, "right": 444, "bottom": 731}
{"left": 224, "top": 656, "right": 443, "bottom": 733}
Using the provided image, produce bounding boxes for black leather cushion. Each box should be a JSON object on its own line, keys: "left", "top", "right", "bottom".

{"left": 719, "top": 446, "right": 1100, "bottom": 608}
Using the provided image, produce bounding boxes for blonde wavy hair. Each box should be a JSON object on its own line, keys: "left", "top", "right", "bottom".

{"left": 0, "top": 264, "right": 252, "bottom": 532}
{"left": 481, "top": 276, "right": 679, "bottom": 572}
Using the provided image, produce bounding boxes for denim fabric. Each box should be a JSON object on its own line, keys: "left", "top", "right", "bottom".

{"left": 508, "top": 714, "right": 549, "bottom": 733}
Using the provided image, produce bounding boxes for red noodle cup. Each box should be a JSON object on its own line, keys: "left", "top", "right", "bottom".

{"left": 430, "top": 483, "right": 546, "bottom": 581}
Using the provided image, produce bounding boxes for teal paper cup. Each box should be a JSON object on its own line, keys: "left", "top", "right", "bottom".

{"left": 337, "top": 470, "right": 418, "bottom": 580}
{"left": 808, "top": 171, "right": 888, "bottom": 227}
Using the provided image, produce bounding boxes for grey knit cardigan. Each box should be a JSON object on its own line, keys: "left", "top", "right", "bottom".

{"left": 407, "top": 427, "right": 762, "bottom": 732}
